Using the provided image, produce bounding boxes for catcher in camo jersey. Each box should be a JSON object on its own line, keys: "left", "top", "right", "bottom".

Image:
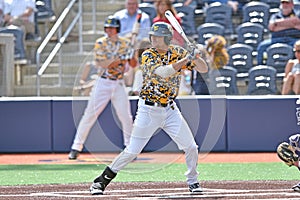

{"left": 68, "top": 16, "right": 137, "bottom": 160}
{"left": 89, "top": 22, "right": 208, "bottom": 195}
{"left": 277, "top": 133, "right": 300, "bottom": 191}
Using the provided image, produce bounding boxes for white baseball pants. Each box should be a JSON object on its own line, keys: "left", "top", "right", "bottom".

{"left": 109, "top": 99, "right": 199, "bottom": 185}
{"left": 71, "top": 77, "right": 133, "bottom": 151}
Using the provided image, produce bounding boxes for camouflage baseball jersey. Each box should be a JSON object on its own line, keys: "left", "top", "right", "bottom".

{"left": 94, "top": 36, "right": 131, "bottom": 80}
{"left": 140, "top": 45, "right": 195, "bottom": 104}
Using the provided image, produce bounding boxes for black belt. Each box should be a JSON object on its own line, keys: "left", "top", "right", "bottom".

{"left": 101, "top": 75, "right": 119, "bottom": 81}
{"left": 145, "top": 100, "right": 170, "bottom": 107}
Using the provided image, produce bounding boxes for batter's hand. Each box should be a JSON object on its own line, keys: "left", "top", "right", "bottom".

{"left": 188, "top": 48, "right": 201, "bottom": 61}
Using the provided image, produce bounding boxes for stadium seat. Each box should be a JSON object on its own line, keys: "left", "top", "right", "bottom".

{"left": 260, "top": 0, "right": 280, "bottom": 14}
{"left": 266, "top": 43, "right": 294, "bottom": 76}
{"left": 227, "top": 43, "right": 254, "bottom": 80}
{"left": 236, "top": 22, "right": 264, "bottom": 55}
{"left": 242, "top": 1, "right": 270, "bottom": 33}
{"left": 173, "top": 3, "right": 197, "bottom": 36}
{"left": 196, "top": 22, "right": 225, "bottom": 45}
{"left": 247, "top": 65, "right": 277, "bottom": 95}
{"left": 204, "top": 2, "right": 234, "bottom": 36}
{"left": 139, "top": 3, "right": 157, "bottom": 23}
{"left": 209, "top": 66, "right": 239, "bottom": 95}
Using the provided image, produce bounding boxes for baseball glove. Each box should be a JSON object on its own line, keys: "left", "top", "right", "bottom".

{"left": 277, "top": 142, "right": 298, "bottom": 167}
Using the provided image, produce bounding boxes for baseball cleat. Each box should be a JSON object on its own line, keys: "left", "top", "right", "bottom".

{"left": 68, "top": 150, "right": 80, "bottom": 160}
{"left": 90, "top": 182, "right": 104, "bottom": 195}
{"left": 292, "top": 183, "right": 300, "bottom": 192}
{"left": 189, "top": 182, "right": 203, "bottom": 193}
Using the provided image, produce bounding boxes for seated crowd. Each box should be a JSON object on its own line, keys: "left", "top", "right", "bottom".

{"left": 76, "top": 0, "right": 299, "bottom": 96}
{"left": 5, "top": 0, "right": 299, "bottom": 95}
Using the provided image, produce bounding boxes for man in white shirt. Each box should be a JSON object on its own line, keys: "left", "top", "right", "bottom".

{"left": 3, "top": 0, "right": 36, "bottom": 38}
{"left": 113, "top": 0, "right": 151, "bottom": 41}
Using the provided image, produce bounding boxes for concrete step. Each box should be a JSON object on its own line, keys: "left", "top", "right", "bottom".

{"left": 24, "top": 63, "right": 84, "bottom": 76}
{"left": 38, "top": 51, "right": 94, "bottom": 65}
{"left": 13, "top": 85, "right": 74, "bottom": 96}
{"left": 23, "top": 74, "right": 77, "bottom": 86}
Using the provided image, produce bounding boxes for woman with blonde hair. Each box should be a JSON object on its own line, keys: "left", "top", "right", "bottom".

{"left": 192, "top": 35, "right": 229, "bottom": 95}
{"left": 206, "top": 35, "right": 229, "bottom": 69}
{"left": 282, "top": 40, "right": 300, "bottom": 95}
{"left": 153, "top": 0, "right": 184, "bottom": 46}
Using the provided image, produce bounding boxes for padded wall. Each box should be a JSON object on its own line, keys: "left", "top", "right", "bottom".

{"left": 0, "top": 98, "right": 52, "bottom": 152}
{"left": 0, "top": 96, "right": 298, "bottom": 153}
{"left": 227, "top": 97, "right": 299, "bottom": 151}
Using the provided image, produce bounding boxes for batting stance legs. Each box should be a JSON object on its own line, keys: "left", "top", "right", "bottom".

{"left": 70, "top": 77, "right": 133, "bottom": 158}
{"left": 90, "top": 100, "right": 200, "bottom": 194}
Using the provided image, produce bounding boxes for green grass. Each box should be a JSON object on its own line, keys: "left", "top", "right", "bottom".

{"left": 0, "top": 162, "right": 299, "bottom": 186}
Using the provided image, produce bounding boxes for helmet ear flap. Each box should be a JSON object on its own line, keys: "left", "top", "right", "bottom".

{"left": 116, "top": 20, "right": 120, "bottom": 33}
{"left": 164, "top": 36, "right": 172, "bottom": 45}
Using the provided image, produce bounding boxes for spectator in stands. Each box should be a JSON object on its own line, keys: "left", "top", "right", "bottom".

{"left": 52, "top": 0, "right": 78, "bottom": 42}
{"left": 113, "top": 0, "right": 151, "bottom": 41}
{"left": 3, "top": 0, "right": 36, "bottom": 40}
{"left": 281, "top": 39, "right": 300, "bottom": 95}
{"left": 192, "top": 35, "right": 229, "bottom": 95}
{"left": 153, "top": 0, "right": 184, "bottom": 46}
{"left": 0, "top": 0, "right": 26, "bottom": 59}
{"left": 257, "top": 0, "right": 300, "bottom": 65}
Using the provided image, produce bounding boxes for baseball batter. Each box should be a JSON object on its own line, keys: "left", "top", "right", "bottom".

{"left": 68, "top": 16, "right": 137, "bottom": 159}
{"left": 89, "top": 22, "right": 208, "bottom": 195}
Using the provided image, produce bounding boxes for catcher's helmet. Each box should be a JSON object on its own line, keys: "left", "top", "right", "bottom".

{"left": 149, "top": 22, "right": 173, "bottom": 45}
{"left": 104, "top": 15, "right": 121, "bottom": 33}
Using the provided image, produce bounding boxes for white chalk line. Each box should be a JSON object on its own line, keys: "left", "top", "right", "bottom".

{"left": 1, "top": 187, "right": 300, "bottom": 199}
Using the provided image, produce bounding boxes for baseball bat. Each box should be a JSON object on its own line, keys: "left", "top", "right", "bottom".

{"left": 164, "top": 10, "right": 193, "bottom": 47}
{"left": 131, "top": 10, "right": 142, "bottom": 47}
{"left": 126, "top": 11, "right": 142, "bottom": 60}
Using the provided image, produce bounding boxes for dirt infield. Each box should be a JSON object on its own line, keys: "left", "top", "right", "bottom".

{"left": 0, "top": 181, "right": 299, "bottom": 199}
{"left": 1, "top": 152, "right": 298, "bottom": 200}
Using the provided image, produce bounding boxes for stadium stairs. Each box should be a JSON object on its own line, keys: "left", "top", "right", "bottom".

{"left": 13, "top": 0, "right": 125, "bottom": 96}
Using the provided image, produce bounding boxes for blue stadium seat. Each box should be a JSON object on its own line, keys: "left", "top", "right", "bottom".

{"left": 242, "top": 1, "right": 270, "bottom": 33}
{"left": 227, "top": 43, "right": 253, "bottom": 79}
{"left": 173, "top": 3, "right": 197, "bottom": 36}
{"left": 139, "top": 3, "right": 157, "bottom": 23}
{"left": 266, "top": 43, "right": 294, "bottom": 76}
{"left": 209, "top": 66, "right": 239, "bottom": 95}
{"left": 205, "top": 2, "right": 234, "bottom": 36}
{"left": 236, "top": 22, "right": 264, "bottom": 54}
{"left": 197, "top": 22, "right": 225, "bottom": 45}
{"left": 247, "top": 65, "right": 277, "bottom": 95}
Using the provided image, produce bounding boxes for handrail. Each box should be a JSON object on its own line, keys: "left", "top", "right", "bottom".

{"left": 36, "top": 0, "right": 82, "bottom": 96}
{"left": 92, "top": 0, "right": 96, "bottom": 33}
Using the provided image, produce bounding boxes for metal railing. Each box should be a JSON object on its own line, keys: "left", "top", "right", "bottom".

{"left": 36, "top": 0, "right": 83, "bottom": 96}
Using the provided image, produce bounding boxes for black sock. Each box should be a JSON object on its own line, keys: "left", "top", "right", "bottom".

{"left": 93, "top": 166, "right": 117, "bottom": 188}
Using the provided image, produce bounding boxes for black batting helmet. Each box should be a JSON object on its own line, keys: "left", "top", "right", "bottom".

{"left": 149, "top": 22, "right": 173, "bottom": 45}
{"left": 104, "top": 15, "right": 121, "bottom": 33}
